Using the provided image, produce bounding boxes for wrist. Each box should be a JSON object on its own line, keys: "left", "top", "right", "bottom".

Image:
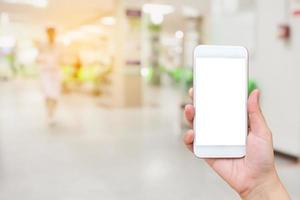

{"left": 240, "top": 171, "right": 290, "bottom": 200}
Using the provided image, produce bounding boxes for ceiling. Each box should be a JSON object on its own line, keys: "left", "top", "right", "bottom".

{"left": 0, "top": 0, "right": 116, "bottom": 30}
{"left": 125, "top": 0, "right": 209, "bottom": 11}
{"left": 126, "top": 0, "right": 210, "bottom": 34}
{"left": 0, "top": 0, "right": 209, "bottom": 37}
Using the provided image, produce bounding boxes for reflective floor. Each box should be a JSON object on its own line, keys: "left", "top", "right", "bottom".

{"left": 0, "top": 79, "right": 299, "bottom": 200}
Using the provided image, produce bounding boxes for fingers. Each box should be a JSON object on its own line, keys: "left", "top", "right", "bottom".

{"left": 248, "top": 89, "right": 271, "bottom": 139}
{"left": 185, "top": 88, "right": 195, "bottom": 127}
{"left": 183, "top": 130, "right": 194, "bottom": 152}
{"left": 184, "top": 88, "right": 195, "bottom": 152}
{"left": 184, "top": 104, "right": 195, "bottom": 127}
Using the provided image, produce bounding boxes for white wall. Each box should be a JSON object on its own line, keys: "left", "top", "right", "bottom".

{"left": 208, "top": 0, "right": 300, "bottom": 156}
{"left": 254, "top": 0, "right": 300, "bottom": 156}
{"left": 207, "top": 0, "right": 256, "bottom": 66}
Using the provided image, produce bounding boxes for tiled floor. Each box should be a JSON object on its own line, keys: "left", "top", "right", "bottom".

{"left": 0, "top": 79, "right": 299, "bottom": 200}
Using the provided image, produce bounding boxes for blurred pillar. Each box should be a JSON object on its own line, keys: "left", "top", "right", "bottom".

{"left": 123, "top": 8, "right": 143, "bottom": 106}
{"left": 183, "top": 17, "right": 203, "bottom": 69}
{"left": 101, "top": 0, "right": 143, "bottom": 107}
{"left": 148, "top": 24, "right": 161, "bottom": 86}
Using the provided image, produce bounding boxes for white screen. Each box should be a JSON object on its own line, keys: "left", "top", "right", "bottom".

{"left": 195, "top": 58, "right": 247, "bottom": 146}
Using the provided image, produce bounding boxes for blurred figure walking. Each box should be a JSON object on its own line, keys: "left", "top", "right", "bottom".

{"left": 37, "top": 27, "right": 62, "bottom": 126}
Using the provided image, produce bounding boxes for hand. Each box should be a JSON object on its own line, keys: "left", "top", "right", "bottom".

{"left": 183, "top": 88, "right": 291, "bottom": 200}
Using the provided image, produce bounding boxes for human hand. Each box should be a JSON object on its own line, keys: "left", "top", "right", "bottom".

{"left": 183, "top": 88, "right": 291, "bottom": 200}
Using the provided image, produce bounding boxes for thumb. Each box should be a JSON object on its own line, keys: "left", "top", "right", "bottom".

{"left": 248, "top": 89, "right": 271, "bottom": 138}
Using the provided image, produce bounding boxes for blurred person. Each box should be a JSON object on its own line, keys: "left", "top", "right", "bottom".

{"left": 183, "top": 89, "right": 291, "bottom": 200}
{"left": 37, "top": 27, "right": 62, "bottom": 125}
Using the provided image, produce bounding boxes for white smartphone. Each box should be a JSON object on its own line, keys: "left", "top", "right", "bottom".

{"left": 193, "top": 45, "right": 248, "bottom": 158}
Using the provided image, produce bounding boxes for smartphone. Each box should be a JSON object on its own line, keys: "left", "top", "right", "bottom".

{"left": 193, "top": 45, "right": 248, "bottom": 158}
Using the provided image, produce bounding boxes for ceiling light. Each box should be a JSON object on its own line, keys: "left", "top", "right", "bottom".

{"left": 100, "top": 17, "right": 116, "bottom": 26}
{"left": 150, "top": 13, "right": 164, "bottom": 25}
{"left": 143, "top": 4, "right": 174, "bottom": 25}
{"left": 2, "top": 0, "right": 48, "bottom": 8}
{"left": 142, "top": 4, "right": 174, "bottom": 15}
{"left": 175, "top": 30, "right": 184, "bottom": 39}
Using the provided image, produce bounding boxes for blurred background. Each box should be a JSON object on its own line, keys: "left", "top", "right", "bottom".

{"left": 0, "top": 0, "right": 300, "bottom": 199}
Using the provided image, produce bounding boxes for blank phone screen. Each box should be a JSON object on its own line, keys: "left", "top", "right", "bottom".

{"left": 194, "top": 57, "right": 247, "bottom": 146}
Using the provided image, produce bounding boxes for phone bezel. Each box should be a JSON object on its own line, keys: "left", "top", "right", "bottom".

{"left": 193, "top": 45, "right": 248, "bottom": 158}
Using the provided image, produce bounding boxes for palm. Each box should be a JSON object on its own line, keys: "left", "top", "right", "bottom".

{"left": 206, "top": 132, "right": 274, "bottom": 194}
